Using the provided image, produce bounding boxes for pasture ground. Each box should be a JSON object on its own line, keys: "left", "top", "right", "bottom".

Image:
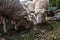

{"left": 0, "top": 21, "right": 60, "bottom": 40}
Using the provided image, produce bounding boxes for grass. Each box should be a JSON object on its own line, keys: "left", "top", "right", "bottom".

{"left": 0, "top": 21, "right": 60, "bottom": 40}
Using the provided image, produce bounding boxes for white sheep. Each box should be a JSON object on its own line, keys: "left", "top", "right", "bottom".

{"left": 24, "top": 0, "right": 48, "bottom": 25}
{"left": 34, "top": 0, "right": 49, "bottom": 24}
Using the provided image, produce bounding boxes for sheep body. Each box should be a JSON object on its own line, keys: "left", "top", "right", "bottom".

{"left": 0, "top": 0, "right": 32, "bottom": 32}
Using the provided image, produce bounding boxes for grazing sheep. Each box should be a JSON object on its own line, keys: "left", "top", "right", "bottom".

{"left": 34, "top": 0, "right": 48, "bottom": 24}
{"left": 0, "top": 0, "right": 33, "bottom": 33}
{"left": 25, "top": 0, "right": 49, "bottom": 24}
{"left": 0, "top": 0, "right": 49, "bottom": 32}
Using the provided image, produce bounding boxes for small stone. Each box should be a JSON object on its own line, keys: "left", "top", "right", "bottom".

{"left": 34, "top": 38, "right": 39, "bottom": 40}
{"left": 0, "top": 38, "right": 5, "bottom": 40}
{"left": 22, "top": 35, "right": 25, "bottom": 37}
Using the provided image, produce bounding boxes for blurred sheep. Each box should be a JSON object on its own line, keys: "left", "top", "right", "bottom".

{"left": 0, "top": 0, "right": 33, "bottom": 33}
{"left": 25, "top": 0, "right": 49, "bottom": 24}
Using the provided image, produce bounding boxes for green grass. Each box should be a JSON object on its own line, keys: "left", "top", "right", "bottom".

{"left": 0, "top": 21, "right": 60, "bottom": 40}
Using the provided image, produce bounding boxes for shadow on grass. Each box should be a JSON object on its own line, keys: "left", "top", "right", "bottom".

{"left": 35, "top": 21, "right": 58, "bottom": 32}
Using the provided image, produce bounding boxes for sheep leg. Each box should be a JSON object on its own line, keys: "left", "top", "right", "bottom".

{"left": 11, "top": 21, "right": 17, "bottom": 30}
{"left": 2, "top": 18, "right": 7, "bottom": 33}
{"left": 15, "top": 24, "right": 17, "bottom": 30}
